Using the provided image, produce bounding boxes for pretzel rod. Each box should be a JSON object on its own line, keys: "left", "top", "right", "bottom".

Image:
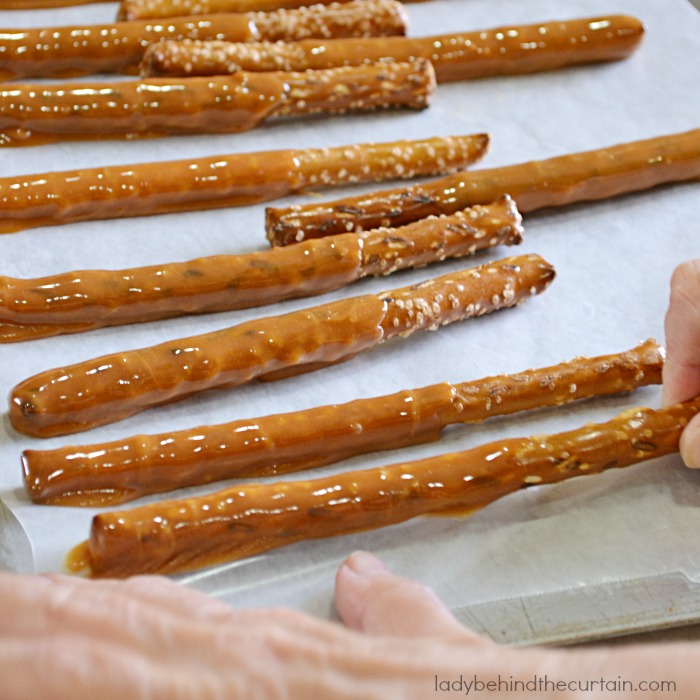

{"left": 141, "top": 15, "right": 644, "bottom": 81}
{"left": 0, "top": 0, "right": 110, "bottom": 6}
{"left": 0, "top": 61, "right": 434, "bottom": 147}
{"left": 0, "top": 133, "right": 487, "bottom": 234}
{"left": 265, "top": 128, "right": 700, "bottom": 245}
{"left": 0, "top": 0, "right": 407, "bottom": 82}
{"left": 67, "top": 396, "right": 699, "bottom": 577}
{"left": 9, "top": 254, "right": 555, "bottom": 438}
{"left": 24, "top": 339, "right": 663, "bottom": 507}
{"left": 119, "top": 0, "right": 428, "bottom": 21}
{"left": 0, "top": 197, "right": 521, "bottom": 343}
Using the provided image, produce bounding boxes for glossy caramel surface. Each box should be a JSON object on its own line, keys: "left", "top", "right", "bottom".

{"left": 118, "top": 0, "right": 416, "bottom": 21}
{"left": 0, "top": 61, "right": 433, "bottom": 146}
{"left": 0, "top": 197, "right": 520, "bottom": 342}
{"left": 142, "top": 15, "right": 644, "bottom": 81}
{"left": 0, "top": 133, "right": 488, "bottom": 233}
{"left": 0, "top": 0, "right": 407, "bottom": 81}
{"left": 24, "top": 339, "right": 663, "bottom": 506}
{"left": 9, "top": 254, "right": 554, "bottom": 438}
{"left": 68, "top": 397, "right": 700, "bottom": 578}
{"left": 266, "top": 128, "right": 700, "bottom": 242}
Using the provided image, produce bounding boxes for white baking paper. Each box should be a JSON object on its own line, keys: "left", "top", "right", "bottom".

{"left": 0, "top": 0, "right": 699, "bottom": 643}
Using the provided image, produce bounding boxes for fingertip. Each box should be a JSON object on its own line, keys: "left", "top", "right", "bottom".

{"left": 342, "top": 550, "right": 391, "bottom": 576}
{"left": 335, "top": 551, "right": 479, "bottom": 642}
{"left": 680, "top": 413, "right": 700, "bottom": 468}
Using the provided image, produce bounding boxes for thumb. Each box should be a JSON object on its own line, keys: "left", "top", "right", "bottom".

{"left": 334, "top": 551, "right": 487, "bottom": 644}
{"left": 680, "top": 412, "right": 700, "bottom": 468}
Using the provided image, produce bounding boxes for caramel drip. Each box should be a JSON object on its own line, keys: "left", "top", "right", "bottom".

{"left": 24, "top": 339, "right": 663, "bottom": 507}
{"left": 9, "top": 254, "right": 555, "bottom": 438}
{"left": 142, "top": 16, "right": 644, "bottom": 81}
{"left": 0, "top": 197, "right": 521, "bottom": 342}
{"left": 0, "top": 133, "right": 488, "bottom": 234}
{"left": 0, "top": 62, "right": 432, "bottom": 147}
{"left": 67, "top": 397, "right": 700, "bottom": 578}
{"left": 0, "top": 0, "right": 407, "bottom": 82}
{"left": 265, "top": 128, "right": 700, "bottom": 243}
{"left": 118, "top": 0, "right": 422, "bottom": 21}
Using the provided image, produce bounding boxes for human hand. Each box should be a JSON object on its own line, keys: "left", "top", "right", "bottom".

{"left": 663, "top": 259, "right": 700, "bottom": 467}
{"left": 0, "top": 551, "right": 505, "bottom": 699}
{"left": 1, "top": 550, "right": 693, "bottom": 699}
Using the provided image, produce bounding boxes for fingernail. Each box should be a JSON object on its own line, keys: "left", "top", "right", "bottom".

{"left": 344, "top": 551, "right": 390, "bottom": 576}
{"left": 681, "top": 425, "right": 700, "bottom": 468}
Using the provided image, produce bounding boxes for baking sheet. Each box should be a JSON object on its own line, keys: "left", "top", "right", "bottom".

{"left": 0, "top": 0, "right": 699, "bottom": 645}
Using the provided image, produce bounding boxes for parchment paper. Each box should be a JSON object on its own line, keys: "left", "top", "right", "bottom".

{"left": 0, "top": 0, "right": 699, "bottom": 643}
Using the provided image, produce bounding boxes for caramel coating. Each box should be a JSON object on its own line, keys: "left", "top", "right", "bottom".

{"left": 118, "top": 0, "right": 425, "bottom": 21}
{"left": 24, "top": 339, "right": 664, "bottom": 507}
{"left": 67, "top": 396, "right": 700, "bottom": 577}
{"left": 9, "top": 254, "right": 555, "bottom": 438}
{"left": 141, "top": 16, "right": 644, "bottom": 81}
{"left": 0, "top": 61, "right": 434, "bottom": 147}
{"left": 0, "top": 0, "right": 407, "bottom": 82}
{"left": 0, "top": 133, "right": 488, "bottom": 234}
{"left": 0, "top": 197, "right": 521, "bottom": 342}
{"left": 0, "top": 0, "right": 108, "bottom": 5}
{"left": 266, "top": 128, "right": 700, "bottom": 243}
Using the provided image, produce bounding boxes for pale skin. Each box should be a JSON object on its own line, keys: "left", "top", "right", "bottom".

{"left": 663, "top": 258, "right": 700, "bottom": 467}
{"left": 1, "top": 260, "right": 700, "bottom": 699}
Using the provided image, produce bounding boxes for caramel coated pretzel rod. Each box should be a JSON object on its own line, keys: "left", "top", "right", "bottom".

{"left": 141, "top": 15, "right": 644, "bottom": 81}
{"left": 9, "top": 254, "right": 555, "bottom": 438}
{"left": 0, "top": 0, "right": 407, "bottom": 82}
{"left": 0, "top": 60, "right": 434, "bottom": 147}
{"left": 266, "top": 128, "right": 700, "bottom": 245}
{"left": 0, "top": 133, "right": 488, "bottom": 234}
{"left": 67, "top": 396, "right": 700, "bottom": 578}
{"left": 0, "top": 197, "right": 521, "bottom": 343}
{"left": 0, "top": 0, "right": 110, "bottom": 6}
{"left": 24, "top": 339, "right": 663, "bottom": 507}
{"left": 119, "top": 0, "right": 428, "bottom": 21}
